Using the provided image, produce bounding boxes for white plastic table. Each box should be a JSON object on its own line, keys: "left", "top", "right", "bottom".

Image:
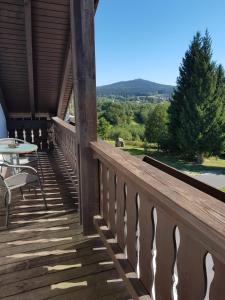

{"left": 0, "top": 143, "right": 38, "bottom": 171}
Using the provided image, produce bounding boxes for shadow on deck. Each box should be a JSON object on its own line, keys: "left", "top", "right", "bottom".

{"left": 0, "top": 149, "right": 130, "bottom": 300}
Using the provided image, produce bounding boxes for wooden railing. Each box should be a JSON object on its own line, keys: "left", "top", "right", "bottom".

{"left": 143, "top": 155, "right": 225, "bottom": 203}
{"left": 91, "top": 140, "right": 225, "bottom": 300}
{"left": 7, "top": 118, "right": 51, "bottom": 151}
{"left": 52, "top": 117, "right": 77, "bottom": 175}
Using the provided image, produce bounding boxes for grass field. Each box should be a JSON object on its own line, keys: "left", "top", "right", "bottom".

{"left": 106, "top": 140, "right": 225, "bottom": 174}
{"left": 148, "top": 152, "right": 225, "bottom": 174}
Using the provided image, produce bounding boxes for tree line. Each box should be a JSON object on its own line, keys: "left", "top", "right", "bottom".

{"left": 98, "top": 31, "right": 225, "bottom": 162}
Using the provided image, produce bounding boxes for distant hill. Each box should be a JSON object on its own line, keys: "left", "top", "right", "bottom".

{"left": 97, "top": 79, "right": 175, "bottom": 98}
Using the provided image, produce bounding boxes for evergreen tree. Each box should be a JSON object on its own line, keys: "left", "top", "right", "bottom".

{"left": 168, "top": 31, "right": 225, "bottom": 161}
{"left": 145, "top": 103, "right": 169, "bottom": 150}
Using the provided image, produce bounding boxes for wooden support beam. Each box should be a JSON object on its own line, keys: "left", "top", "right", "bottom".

{"left": 57, "top": 42, "right": 72, "bottom": 119}
{"left": 94, "top": 0, "right": 99, "bottom": 11}
{"left": 70, "top": 0, "right": 99, "bottom": 235}
{"left": 24, "top": 0, "right": 35, "bottom": 118}
{"left": 8, "top": 112, "right": 50, "bottom": 119}
{"left": 56, "top": 0, "right": 98, "bottom": 120}
{"left": 0, "top": 87, "right": 8, "bottom": 120}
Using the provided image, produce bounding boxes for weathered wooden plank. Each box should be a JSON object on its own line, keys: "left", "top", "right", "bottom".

{"left": 0, "top": 223, "right": 79, "bottom": 243}
{"left": 48, "top": 281, "right": 129, "bottom": 300}
{"left": 33, "top": 7, "right": 69, "bottom": 20}
{"left": 32, "top": 18, "right": 68, "bottom": 31}
{"left": 32, "top": 1, "right": 69, "bottom": 13}
{"left": 155, "top": 209, "right": 175, "bottom": 300}
{"left": 139, "top": 192, "right": 154, "bottom": 293}
{"left": 32, "top": 14, "right": 69, "bottom": 26}
{"left": 177, "top": 229, "right": 207, "bottom": 300}
{"left": 209, "top": 256, "right": 225, "bottom": 300}
{"left": 0, "top": 228, "right": 78, "bottom": 250}
{"left": 0, "top": 260, "right": 114, "bottom": 298}
{"left": 0, "top": 235, "right": 87, "bottom": 263}
{"left": 102, "top": 163, "right": 109, "bottom": 223}
{"left": 3, "top": 269, "right": 126, "bottom": 300}
{"left": 0, "top": 250, "right": 109, "bottom": 286}
{"left": 126, "top": 183, "right": 138, "bottom": 270}
{"left": 0, "top": 238, "right": 103, "bottom": 276}
{"left": 99, "top": 162, "right": 103, "bottom": 216}
{"left": 108, "top": 168, "right": 116, "bottom": 235}
{"left": 116, "top": 175, "right": 126, "bottom": 252}
{"left": 32, "top": 0, "right": 70, "bottom": 6}
{"left": 0, "top": 0, "right": 24, "bottom": 6}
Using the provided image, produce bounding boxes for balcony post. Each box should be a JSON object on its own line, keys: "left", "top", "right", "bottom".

{"left": 70, "top": 0, "right": 99, "bottom": 234}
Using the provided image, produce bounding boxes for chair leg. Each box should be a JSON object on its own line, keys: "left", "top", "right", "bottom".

{"left": 5, "top": 191, "right": 11, "bottom": 228}
{"left": 34, "top": 186, "right": 37, "bottom": 197}
{"left": 6, "top": 202, "right": 10, "bottom": 228}
{"left": 3, "top": 190, "right": 7, "bottom": 207}
{"left": 37, "top": 152, "right": 44, "bottom": 183}
{"left": 38, "top": 179, "right": 47, "bottom": 209}
{"left": 20, "top": 187, "right": 25, "bottom": 201}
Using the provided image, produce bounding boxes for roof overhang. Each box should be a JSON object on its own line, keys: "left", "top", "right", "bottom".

{"left": 0, "top": 0, "right": 99, "bottom": 119}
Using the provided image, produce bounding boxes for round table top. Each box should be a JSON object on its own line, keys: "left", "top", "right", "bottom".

{"left": 0, "top": 143, "right": 38, "bottom": 154}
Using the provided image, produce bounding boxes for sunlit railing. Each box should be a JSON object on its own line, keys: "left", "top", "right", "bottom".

{"left": 91, "top": 140, "right": 225, "bottom": 300}
{"left": 52, "top": 117, "right": 77, "bottom": 174}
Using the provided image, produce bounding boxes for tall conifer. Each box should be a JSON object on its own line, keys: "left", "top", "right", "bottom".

{"left": 168, "top": 31, "right": 225, "bottom": 161}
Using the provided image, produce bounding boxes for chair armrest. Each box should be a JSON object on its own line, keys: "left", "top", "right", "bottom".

{"left": 0, "top": 161, "right": 37, "bottom": 174}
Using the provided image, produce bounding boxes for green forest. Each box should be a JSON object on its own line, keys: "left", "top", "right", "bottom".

{"left": 97, "top": 98, "right": 163, "bottom": 142}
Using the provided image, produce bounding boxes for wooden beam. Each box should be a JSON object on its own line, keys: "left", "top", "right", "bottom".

{"left": 8, "top": 112, "right": 50, "bottom": 119}
{"left": 70, "top": 0, "right": 99, "bottom": 235}
{"left": 24, "top": 0, "right": 35, "bottom": 118}
{"left": 57, "top": 42, "right": 72, "bottom": 119}
{"left": 94, "top": 0, "right": 99, "bottom": 11}
{"left": 0, "top": 87, "right": 8, "bottom": 120}
{"left": 56, "top": 0, "right": 98, "bottom": 120}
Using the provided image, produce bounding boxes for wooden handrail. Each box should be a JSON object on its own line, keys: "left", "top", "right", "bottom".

{"left": 143, "top": 155, "right": 225, "bottom": 203}
{"left": 91, "top": 140, "right": 225, "bottom": 299}
{"left": 52, "top": 117, "right": 77, "bottom": 175}
{"left": 52, "top": 116, "right": 75, "bottom": 133}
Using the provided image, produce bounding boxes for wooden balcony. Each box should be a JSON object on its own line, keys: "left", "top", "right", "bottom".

{"left": 0, "top": 128, "right": 130, "bottom": 299}
{"left": 0, "top": 117, "right": 224, "bottom": 300}
{"left": 0, "top": 1, "right": 224, "bottom": 299}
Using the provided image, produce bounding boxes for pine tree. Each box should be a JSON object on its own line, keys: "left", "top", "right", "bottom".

{"left": 168, "top": 31, "right": 225, "bottom": 161}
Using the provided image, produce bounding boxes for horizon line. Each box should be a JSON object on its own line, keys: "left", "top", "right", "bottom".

{"left": 96, "top": 78, "right": 176, "bottom": 87}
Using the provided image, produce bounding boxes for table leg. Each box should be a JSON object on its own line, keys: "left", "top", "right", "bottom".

{"left": 9, "top": 155, "right": 16, "bottom": 175}
{"left": 16, "top": 154, "right": 21, "bottom": 173}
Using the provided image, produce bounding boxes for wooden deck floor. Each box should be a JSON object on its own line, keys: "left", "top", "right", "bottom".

{"left": 0, "top": 150, "right": 130, "bottom": 300}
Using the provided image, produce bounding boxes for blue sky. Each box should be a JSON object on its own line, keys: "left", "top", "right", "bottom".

{"left": 95, "top": 0, "right": 225, "bottom": 86}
